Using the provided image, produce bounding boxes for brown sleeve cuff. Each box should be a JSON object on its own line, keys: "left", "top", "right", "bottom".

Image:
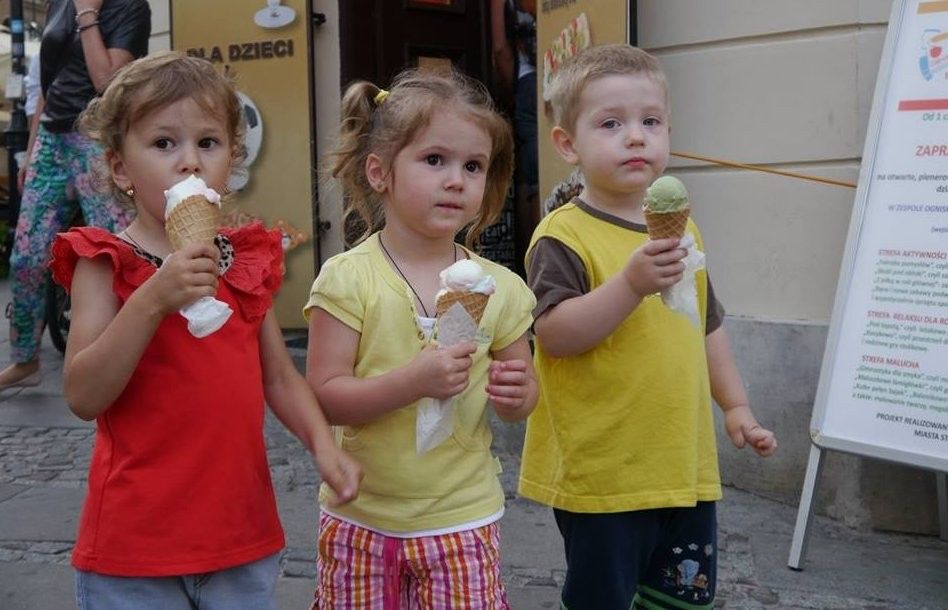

{"left": 526, "top": 237, "right": 588, "bottom": 319}
{"left": 705, "top": 273, "right": 725, "bottom": 335}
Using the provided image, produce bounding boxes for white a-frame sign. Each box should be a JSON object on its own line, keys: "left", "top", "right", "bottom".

{"left": 789, "top": 0, "right": 948, "bottom": 570}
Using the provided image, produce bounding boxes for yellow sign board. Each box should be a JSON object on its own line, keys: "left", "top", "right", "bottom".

{"left": 171, "top": 0, "right": 315, "bottom": 329}
{"left": 537, "top": 0, "right": 628, "bottom": 201}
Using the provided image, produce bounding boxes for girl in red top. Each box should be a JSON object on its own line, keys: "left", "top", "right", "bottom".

{"left": 49, "top": 51, "right": 361, "bottom": 609}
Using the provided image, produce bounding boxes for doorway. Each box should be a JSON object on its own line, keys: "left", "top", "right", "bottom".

{"left": 338, "top": 0, "right": 522, "bottom": 271}
{"left": 339, "top": 0, "right": 490, "bottom": 88}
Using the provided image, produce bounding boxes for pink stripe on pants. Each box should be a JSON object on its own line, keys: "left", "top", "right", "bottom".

{"left": 312, "top": 513, "right": 510, "bottom": 610}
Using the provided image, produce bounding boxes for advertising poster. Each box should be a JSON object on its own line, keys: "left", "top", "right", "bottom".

{"left": 815, "top": 0, "right": 948, "bottom": 470}
{"left": 536, "top": 0, "right": 627, "bottom": 200}
{"left": 171, "top": 0, "right": 315, "bottom": 328}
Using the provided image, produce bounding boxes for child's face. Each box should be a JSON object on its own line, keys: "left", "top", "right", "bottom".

{"left": 109, "top": 97, "right": 233, "bottom": 225}
{"left": 367, "top": 110, "right": 492, "bottom": 241}
{"left": 554, "top": 73, "right": 669, "bottom": 203}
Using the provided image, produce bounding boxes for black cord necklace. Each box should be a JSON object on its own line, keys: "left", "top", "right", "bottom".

{"left": 378, "top": 233, "right": 458, "bottom": 318}
{"left": 118, "top": 227, "right": 166, "bottom": 266}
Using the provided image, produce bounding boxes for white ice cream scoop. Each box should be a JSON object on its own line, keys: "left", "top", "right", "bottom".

{"left": 438, "top": 259, "right": 496, "bottom": 294}
{"left": 164, "top": 175, "right": 221, "bottom": 217}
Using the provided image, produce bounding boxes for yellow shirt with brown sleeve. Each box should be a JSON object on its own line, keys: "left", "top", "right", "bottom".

{"left": 519, "top": 200, "right": 724, "bottom": 513}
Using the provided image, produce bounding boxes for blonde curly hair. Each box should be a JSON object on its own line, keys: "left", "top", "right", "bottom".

{"left": 79, "top": 51, "right": 246, "bottom": 207}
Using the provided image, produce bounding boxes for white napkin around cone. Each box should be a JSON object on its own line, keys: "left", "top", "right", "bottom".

{"left": 160, "top": 251, "right": 234, "bottom": 339}
{"left": 180, "top": 296, "right": 233, "bottom": 338}
{"left": 416, "top": 302, "right": 479, "bottom": 454}
{"left": 661, "top": 233, "right": 705, "bottom": 328}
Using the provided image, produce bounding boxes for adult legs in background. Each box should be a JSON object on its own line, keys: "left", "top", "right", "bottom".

{"left": 1, "top": 128, "right": 132, "bottom": 389}
{"left": 68, "top": 131, "right": 135, "bottom": 232}
{"left": 3, "top": 127, "right": 76, "bottom": 387}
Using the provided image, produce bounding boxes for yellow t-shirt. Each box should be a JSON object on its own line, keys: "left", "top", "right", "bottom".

{"left": 518, "top": 202, "right": 722, "bottom": 513}
{"left": 304, "top": 233, "right": 536, "bottom": 532}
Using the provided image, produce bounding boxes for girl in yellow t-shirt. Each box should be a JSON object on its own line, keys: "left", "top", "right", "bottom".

{"left": 304, "top": 68, "right": 538, "bottom": 609}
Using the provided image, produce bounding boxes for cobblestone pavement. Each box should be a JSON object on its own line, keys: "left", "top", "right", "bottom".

{"left": 0, "top": 425, "right": 93, "bottom": 568}
{"left": 5, "top": 413, "right": 947, "bottom": 609}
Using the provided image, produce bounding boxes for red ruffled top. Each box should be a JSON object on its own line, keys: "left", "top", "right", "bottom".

{"left": 50, "top": 224, "right": 287, "bottom": 576}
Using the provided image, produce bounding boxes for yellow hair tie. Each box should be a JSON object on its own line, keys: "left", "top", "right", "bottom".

{"left": 373, "top": 89, "right": 390, "bottom": 106}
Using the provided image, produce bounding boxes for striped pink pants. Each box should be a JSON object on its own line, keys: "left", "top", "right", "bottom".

{"left": 312, "top": 513, "right": 510, "bottom": 610}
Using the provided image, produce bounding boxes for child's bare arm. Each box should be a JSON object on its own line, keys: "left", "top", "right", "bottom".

{"left": 706, "top": 326, "right": 777, "bottom": 457}
{"left": 306, "top": 308, "right": 476, "bottom": 426}
{"left": 487, "top": 333, "right": 538, "bottom": 422}
{"left": 64, "top": 245, "right": 219, "bottom": 420}
{"left": 534, "top": 238, "right": 685, "bottom": 357}
{"left": 260, "top": 312, "right": 361, "bottom": 506}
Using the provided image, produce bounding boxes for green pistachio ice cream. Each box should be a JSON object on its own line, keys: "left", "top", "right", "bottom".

{"left": 644, "top": 175, "right": 689, "bottom": 212}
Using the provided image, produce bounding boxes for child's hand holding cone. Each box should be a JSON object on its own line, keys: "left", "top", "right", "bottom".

{"left": 622, "top": 238, "right": 687, "bottom": 298}
{"left": 137, "top": 243, "right": 221, "bottom": 316}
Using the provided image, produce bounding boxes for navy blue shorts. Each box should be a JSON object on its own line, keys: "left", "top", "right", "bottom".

{"left": 554, "top": 502, "right": 717, "bottom": 610}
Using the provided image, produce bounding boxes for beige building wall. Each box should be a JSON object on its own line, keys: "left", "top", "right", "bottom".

{"left": 638, "top": 0, "right": 892, "bottom": 323}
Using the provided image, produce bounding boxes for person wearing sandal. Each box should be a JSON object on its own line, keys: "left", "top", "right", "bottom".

{"left": 0, "top": 0, "right": 150, "bottom": 390}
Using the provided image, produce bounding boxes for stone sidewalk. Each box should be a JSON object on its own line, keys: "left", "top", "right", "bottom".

{"left": 1, "top": 282, "right": 947, "bottom": 609}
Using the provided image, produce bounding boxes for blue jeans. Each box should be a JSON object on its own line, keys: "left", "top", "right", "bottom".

{"left": 75, "top": 551, "right": 281, "bottom": 610}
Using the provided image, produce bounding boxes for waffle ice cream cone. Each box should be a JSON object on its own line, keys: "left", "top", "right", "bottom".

{"left": 644, "top": 207, "right": 690, "bottom": 240}
{"left": 164, "top": 175, "right": 222, "bottom": 250}
{"left": 436, "top": 291, "right": 490, "bottom": 325}
{"left": 643, "top": 175, "right": 690, "bottom": 240}
{"left": 435, "top": 259, "right": 496, "bottom": 329}
{"left": 166, "top": 195, "right": 221, "bottom": 250}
